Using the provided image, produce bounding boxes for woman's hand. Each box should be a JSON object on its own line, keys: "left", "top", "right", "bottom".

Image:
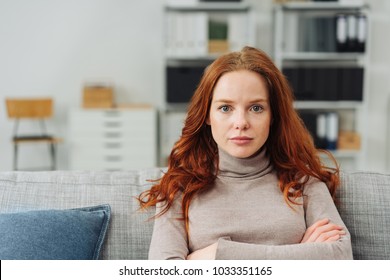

{"left": 186, "top": 242, "right": 218, "bottom": 260}
{"left": 301, "top": 218, "right": 346, "bottom": 243}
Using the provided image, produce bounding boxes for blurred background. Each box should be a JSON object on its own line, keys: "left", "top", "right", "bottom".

{"left": 0, "top": 0, "right": 389, "bottom": 173}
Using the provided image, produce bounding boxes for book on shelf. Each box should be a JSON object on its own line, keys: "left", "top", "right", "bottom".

{"left": 165, "top": 10, "right": 250, "bottom": 58}
{"left": 228, "top": 13, "right": 249, "bottom": 52}
{"left": 299, "top": 111, "right": 361, "bottom": 152}
{"left": 165, "top": 12, "right": 209, "bottom": 58}
{"left": 293, "top": 12, "right": 367, "bottom": 54}
{"left": 283, "top": 67, "right": 363, "bottom": 101}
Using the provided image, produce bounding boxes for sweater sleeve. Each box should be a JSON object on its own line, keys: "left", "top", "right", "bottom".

{"left": 148, "top": 195, "right": 189, "bottom": 260}
{"left": 215, "top": 180, "right": 353, "bottom": 260}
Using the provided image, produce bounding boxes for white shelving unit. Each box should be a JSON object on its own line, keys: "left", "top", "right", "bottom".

{"left": 160, "top": 2, "right": 255, "bottom": 165}
{"left": 273, "top": 2, "right": 370, "bottom": 170}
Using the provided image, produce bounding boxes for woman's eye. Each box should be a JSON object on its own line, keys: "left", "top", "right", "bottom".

{"left": 251, "top": 105, "right": 263, "bottom": 112}
{"left": 219, "top": 106, "right": 230, "bottom": 112}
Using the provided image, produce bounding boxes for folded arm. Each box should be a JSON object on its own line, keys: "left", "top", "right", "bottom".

{"left": 189, "top": 181, "right": 353, "bottom": 260}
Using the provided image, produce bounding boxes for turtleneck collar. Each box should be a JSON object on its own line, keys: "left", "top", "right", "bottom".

{"left": 217, "top": 146, "right": 273, "bottom": 179}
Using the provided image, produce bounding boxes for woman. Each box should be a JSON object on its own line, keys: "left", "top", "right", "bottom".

{"left": 138, "top": 46, "right": 353, "bottom": 260}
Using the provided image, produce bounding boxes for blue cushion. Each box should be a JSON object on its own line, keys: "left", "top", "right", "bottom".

{"left": 0, "top": 204, "right": 111, "bottom": 260}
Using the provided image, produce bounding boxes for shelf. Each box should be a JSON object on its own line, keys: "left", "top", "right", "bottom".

{"left": 320, "top": 150, "right": 361, "bottom": 159}
{"left": 281, "top": 52, "right": 365, "bottom": 62}
{"left": 274, "top": 2, "right": 368, "bottom": 171}
{"left": 166, "top": 2, "right": 250, "bottom": 12}
{"left": 166, "top": 55, "right": 220, "bottom": 63}
{"left": 294, "top": 101, "right": 362, "bottom": 110}
{"left": 165, "top": 103, "right": 189, "bottom": 112}
{"left": 280, "top": 2, "right": 368, "bottom": 11}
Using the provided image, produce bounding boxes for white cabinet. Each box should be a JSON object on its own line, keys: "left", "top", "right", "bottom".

{"left": 69, "top": 108, "right": 157, "bottom": 171}
{"left": 273, "top": 2, "right": 369, "bottom": 170}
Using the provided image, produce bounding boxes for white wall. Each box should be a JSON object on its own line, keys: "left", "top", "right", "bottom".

{"left": 364, "top": 0, "right": 390, "bottom": 173}
{"left": 0, "top": 0, "right": 389, "bottom": 172}
{"left": 0, "top": 0, "right": 164, "bottom": 170}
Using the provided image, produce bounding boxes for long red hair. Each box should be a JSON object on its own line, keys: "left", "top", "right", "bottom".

{"left": 138, "top": 46, "right": 339, "bottom": 234}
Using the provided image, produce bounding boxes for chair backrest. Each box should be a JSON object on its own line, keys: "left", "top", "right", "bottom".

{"left": 6, "top": 98, "right": 53, "bottom": 119}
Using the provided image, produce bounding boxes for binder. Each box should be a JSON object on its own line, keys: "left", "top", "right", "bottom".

{"left": 338, "top": 67, "right": 364, "bottom": 101}
{"left": 298, "top": 111, "right": 319, "bottom": 146}
{"left": 336, "top": 14, "right": 348, "bottom": 52}
{"left": 167, "top": 66, "right": 205, "bottom": 103}
{"left": 282, "top": 68, "right": 300, "bottom": 99}
{"left": 165, "top": 12, "right": 177, "bottom": 57}
{"left": 320, "top": 68, "right": 339, "bottom": 101}
{"left": 316, "top": 114, "right": 327, "bottom": 149}
{"left": 299, "top": 68, "right": 317, "bottom": 100}
{"left": 347, "top": 14, "right": 358, "bottom": 52}
{"left": 352, "top": 68, "right": 364, "bottom": 101}
{"left": 326, "top": 113, "right": 339, "bottom": 150}
{"left": 195, "top": 12, "right": 208, "bottom": 56}
{"left": 325, "top": 17, "right": 337, "bottom": 52}
{"left": 303, "top": 17, "right": 317, "bottom": 52}
{"left": 228, "top": 13, "right": 248, "bottom": 51}
{"left": 357, "top": 13, "right": 367, "bottom": 53}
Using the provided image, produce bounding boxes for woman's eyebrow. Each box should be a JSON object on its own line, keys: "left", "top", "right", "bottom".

{"left": 249, "top": 98, "right": 268, "bottom": 103}
{"left": 213, "top": 99, "right": 234, "bottom": 104}
{"left": 213, "top": 98, "right": 268, "bottom": 103}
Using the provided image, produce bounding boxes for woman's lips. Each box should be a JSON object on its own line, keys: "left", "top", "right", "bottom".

{"left": 230, "top": 136, "right": 253, "bottom": 145}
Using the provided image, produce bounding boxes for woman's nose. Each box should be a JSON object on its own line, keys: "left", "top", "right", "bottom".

{"left": 234, "top": 111, "right": 249, "bottom": 130}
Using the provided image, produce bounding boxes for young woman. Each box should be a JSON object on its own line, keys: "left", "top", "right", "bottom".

{"left": 138, "top": 46, "right": 353, "bottom": 260}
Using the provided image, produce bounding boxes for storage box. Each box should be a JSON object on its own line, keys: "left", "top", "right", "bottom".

{"left": 337, "top": 131, "right": 361, "bottom": 150}
{"left": 208, "top": 40, "right": 229, "bottom": 54}
{"left": 83, "top": 86, "right": 113, "bottom": 108}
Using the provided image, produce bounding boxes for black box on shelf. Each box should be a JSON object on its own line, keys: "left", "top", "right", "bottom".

{"left": 283, "top": 67, "right": 363, "bottom": 101}
{"left": 166, "top": 66, "right": 205, "bottom": 104}
{"left": 299, "top": 68, "right": 318, "bottom": 100}
{"left": 338, "top": 67, "right": 364, "bottom": 101}
{"left": 316, "top": 68, "right": 339, "bottom": 101}
{"left": 299, "top": 111, "right": 321, "bottom": 148}
{"left": 298, "top": 111, "right": 340, "bottom": 150}
{"left": 283, "top": 67, "right": 299, "bottom": 97}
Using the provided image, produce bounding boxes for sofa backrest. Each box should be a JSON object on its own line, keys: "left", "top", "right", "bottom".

{"left": 0, "top": 169, "right": 389, "bottom": 259}
{"left": 0, "top": 169, "right": 162, "bottom": 260}
{"left": 338, "top": 171, "right": 390, "bottom": 260}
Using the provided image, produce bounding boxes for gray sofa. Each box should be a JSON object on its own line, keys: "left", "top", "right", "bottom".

{"left": 0, "top": 169, "right": 389, "bottom": 260}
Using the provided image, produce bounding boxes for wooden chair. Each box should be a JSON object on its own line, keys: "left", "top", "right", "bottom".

{"left": 5, "top": 98, "right": 62, "bottom": 170}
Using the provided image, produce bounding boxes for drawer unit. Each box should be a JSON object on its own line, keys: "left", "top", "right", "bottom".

{"left": 69, "top": 108, "right": 157, "bottom": 170}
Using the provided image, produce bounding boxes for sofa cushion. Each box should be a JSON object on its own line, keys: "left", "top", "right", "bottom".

{"left": 337, "top": 171, "right": 390, "bottom": 260}
{"left": 0, "top": 204, "right": 111, "bottom": 260}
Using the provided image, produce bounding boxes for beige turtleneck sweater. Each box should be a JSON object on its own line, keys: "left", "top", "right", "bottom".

{"left": 148, "top": 148, "right": 353, "bottom": 260}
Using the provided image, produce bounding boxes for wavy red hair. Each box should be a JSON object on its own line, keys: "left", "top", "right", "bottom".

{"left": 138, "top": 46, "right": 340, "bottom": 234}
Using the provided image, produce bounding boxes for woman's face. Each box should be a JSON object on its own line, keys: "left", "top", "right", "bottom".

{"left": 207, "top": 69, "right": 272, "bottom": 158}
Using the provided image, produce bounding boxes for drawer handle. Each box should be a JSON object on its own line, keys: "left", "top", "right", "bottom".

{"left": 104, "top": 111, "right": 120, "bottom": 117}
{"left": 104, "top": 121, "right": 122, "bottom": 127}
{"left": 105, "top": 168, "right": 121, "bottom": 172}
{"left": 105, "top": 143, "right": 122, "bottom": 149}
{"left": 105, "top": 155, "right": 122, "bottom": 162}
{"left": 104, "top": 132, "right": 122, "bottom": 138}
